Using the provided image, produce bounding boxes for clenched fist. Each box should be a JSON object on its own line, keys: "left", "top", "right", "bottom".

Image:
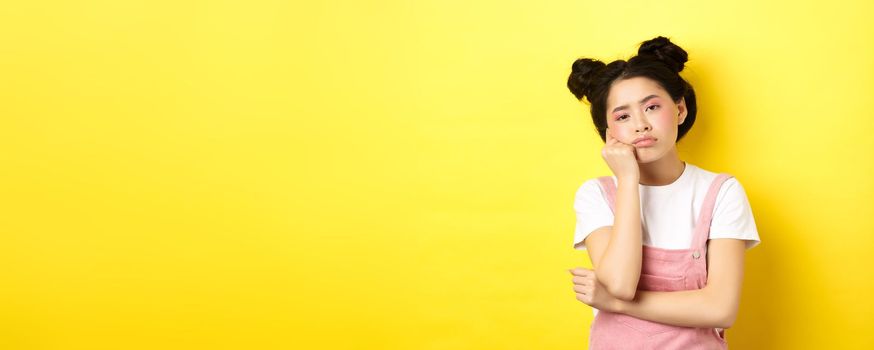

{"left": 569, "top": 267, "right": 622, "bottom": 312}
{"left": 602, "top": 130, "right": 640, "bottom": 182}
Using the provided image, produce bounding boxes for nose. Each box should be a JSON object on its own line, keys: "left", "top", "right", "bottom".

{"left": 633, "top": 114, "right": 651, "bottom": 133}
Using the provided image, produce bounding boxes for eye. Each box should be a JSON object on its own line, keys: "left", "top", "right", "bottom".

{"left": 616, "top": 115, "right": 629, "bottom": 121}
{"left": 645, "top": 104, "right": 660, "bottom": 112}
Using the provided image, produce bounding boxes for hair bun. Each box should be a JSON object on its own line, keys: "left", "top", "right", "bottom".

{"left": 637, "top": 36, "right": 688, "bottom": 73}
{"left": 567, "top": 58, "right": 606, "bottom": 101}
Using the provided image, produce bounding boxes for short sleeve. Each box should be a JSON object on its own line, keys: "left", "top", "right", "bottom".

{"left": 572, "top": 179, "right": 615, "bottom": 250}
{"left": 709, "top": 177, "right": 761, "bottom": 250}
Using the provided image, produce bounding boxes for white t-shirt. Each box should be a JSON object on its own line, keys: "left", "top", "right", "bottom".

{"left": 573, "top": 162, "right": 761, "bottom": 251}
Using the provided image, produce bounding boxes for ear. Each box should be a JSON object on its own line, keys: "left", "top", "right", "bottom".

{"left": 677, "top": 97, "right": 688, "bottom": 125}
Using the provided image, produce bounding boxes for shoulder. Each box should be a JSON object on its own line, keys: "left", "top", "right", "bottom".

{"left": 691, "top": 165, "right": 755, "bottom": 220}
{"left": 701, "top": 170, "right": 760, "bottom": 249}
{"left": 573, "top": 177, "right": 611, "bottom": 206}
{"left": 576, "top": 176, "right": 609, "bottom": 195}
{"left": 686, "top": 163, "right": 744, "bottom": 196}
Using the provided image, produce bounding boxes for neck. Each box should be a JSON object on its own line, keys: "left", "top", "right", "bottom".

{"left": 638, "top": 147, "right": 685, "bottom": 186}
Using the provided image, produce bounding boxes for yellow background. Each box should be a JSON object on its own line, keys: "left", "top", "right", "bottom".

{"left": 1, "top": 0, "right": 872, "bottom": 349}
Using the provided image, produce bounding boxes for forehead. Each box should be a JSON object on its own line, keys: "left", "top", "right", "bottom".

{"left": 606, "top": 77, "right": 669, "bottom": 111}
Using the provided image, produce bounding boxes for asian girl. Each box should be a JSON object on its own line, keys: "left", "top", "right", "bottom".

{"left": 565, "top": 36, "right": 761, "bottom": 349}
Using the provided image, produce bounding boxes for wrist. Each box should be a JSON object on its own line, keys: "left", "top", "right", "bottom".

{"left": 616, "top": 176, "right": 640, "bottom": 186}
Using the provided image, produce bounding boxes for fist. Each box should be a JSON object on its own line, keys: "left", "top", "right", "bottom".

{"left": 569, "top": 267, "right": 621, "bottom": 312}
{"left": 602, "top": 130, "right": 640, "bottom": 181}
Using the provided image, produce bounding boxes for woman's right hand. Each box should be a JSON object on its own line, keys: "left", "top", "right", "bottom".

{"left": 602, "top": 129, "right": 640, "bottom": 182}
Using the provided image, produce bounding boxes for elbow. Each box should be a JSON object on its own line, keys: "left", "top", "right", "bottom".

{"left": 606, "top": 283, "right": 637, "bottom": 301}
{"left": 594, "top": 267, "right": 639, "bottom": 301}
{"left": 716, "top": 315, "right": 736, "bottom": 329}
{"left": 704, "top": 284, "right": 740, "bottom": 328}
{"left": 715, "top": 305, "right": 739, "bottom": 329}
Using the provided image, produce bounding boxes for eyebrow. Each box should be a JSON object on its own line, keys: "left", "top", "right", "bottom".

{"left": 611, "top": 94, "right": 661, "bottom": 114}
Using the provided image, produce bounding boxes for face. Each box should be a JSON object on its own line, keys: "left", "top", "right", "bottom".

{"left": 605, "top": 76, "right": 687, "bottom": 163}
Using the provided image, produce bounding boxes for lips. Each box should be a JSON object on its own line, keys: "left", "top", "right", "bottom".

{"left": 633, "top": 136, "right": 656, "bottom": 147}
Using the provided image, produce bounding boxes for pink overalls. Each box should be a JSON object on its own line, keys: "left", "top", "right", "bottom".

{"left": 588, "top": 173, "right": 733, "bottom": 349}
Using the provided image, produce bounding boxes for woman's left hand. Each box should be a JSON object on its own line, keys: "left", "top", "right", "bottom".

{"left": 569, "top": 267, "right": 623, "bottom": 312}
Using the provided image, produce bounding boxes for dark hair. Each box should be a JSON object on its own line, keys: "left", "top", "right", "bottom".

{"left": 566, "top": 36, "right": 697, "bottom": 142}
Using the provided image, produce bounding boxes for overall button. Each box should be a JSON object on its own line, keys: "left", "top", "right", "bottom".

{"left": 692, "top": 251, "right": 701, "bottom": 259}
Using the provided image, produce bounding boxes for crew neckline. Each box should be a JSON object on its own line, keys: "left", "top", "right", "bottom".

{"left": 637, "top": 162, "right": 691, "bottom": 189}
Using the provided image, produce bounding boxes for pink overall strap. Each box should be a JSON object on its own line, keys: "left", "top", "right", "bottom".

{"left": 596, "top": 176, "right": 617, "bottom": 213}
{"left": 690, "top": 173, "right": 735, "bottom": 250}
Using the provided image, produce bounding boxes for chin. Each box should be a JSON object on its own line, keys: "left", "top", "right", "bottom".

{"left": 635, "top": 149, "right": 666, "bottom": 164}
{"left": 636, "top": 158, "right": 660, "bottom": 164}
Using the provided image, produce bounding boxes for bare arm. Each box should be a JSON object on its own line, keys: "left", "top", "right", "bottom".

{"left": 612, "top": 238, "right": 746, "bottom": 328}
{"left": 583, "top": 178, "right": 642, "bottom": 301}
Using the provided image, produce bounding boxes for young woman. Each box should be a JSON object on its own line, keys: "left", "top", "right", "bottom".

{"left": 565, "top": 36, "right": 761, "bottom": 349}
